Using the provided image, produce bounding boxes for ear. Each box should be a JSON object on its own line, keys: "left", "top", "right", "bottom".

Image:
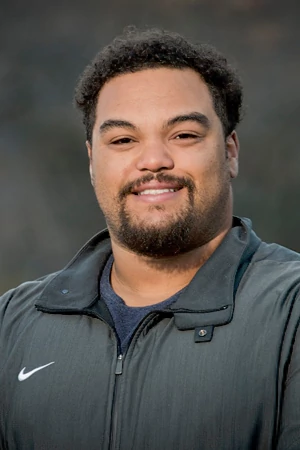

{"left": 226, "top": 131, "right": 239, "bottom": 179}
{"left": 86, "top": 140, "right": 94, "bottom": 186}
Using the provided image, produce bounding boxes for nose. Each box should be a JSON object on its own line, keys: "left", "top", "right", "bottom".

{"left": 135, "top": 140, "right": 175, "bottom": 172}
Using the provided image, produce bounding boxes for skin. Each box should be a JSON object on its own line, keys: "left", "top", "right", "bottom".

{"left": 87, "top": 68, "right": 239, "bottom": 306}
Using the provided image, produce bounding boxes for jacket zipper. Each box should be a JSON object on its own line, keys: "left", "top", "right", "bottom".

{"left": 79, "top": 311, "right": 124, "bottom": 450}
{"left": 108, "top": 312, "right": 164, "bottom": 450}
{"left": 115, "top": 354, "right": 123, "bottom": 375}
{"left": 109, "top": 354, "right": 123, "bottom": 450}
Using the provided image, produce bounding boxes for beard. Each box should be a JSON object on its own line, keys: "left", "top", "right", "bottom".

{"left": 102, "top": 171, "right": 231, "bottom": 259}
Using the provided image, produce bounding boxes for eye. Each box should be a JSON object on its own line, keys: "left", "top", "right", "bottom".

{"left": 111, "top": 137, "right": 135, "bottom": 145}
{"left": 174, "top": 133, "right": 200, "bottom": 140}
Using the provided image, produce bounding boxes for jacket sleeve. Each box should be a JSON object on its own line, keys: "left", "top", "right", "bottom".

{"left": 277, "top": 320, "right": 300, "bottom": 450}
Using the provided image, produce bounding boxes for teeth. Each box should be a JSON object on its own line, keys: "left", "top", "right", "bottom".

{"left": 139, "top": 189, "right": 176, "bottom": 196}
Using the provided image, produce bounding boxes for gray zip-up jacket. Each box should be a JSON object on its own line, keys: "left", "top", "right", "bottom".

{"left": 1, "top": 217, "right": 300, "bottom": 450}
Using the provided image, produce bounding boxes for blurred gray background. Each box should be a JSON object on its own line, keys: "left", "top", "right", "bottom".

{"left": 1, "top": 0, "right": 300, "bottom": 293}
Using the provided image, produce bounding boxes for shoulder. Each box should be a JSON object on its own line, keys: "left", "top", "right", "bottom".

{"left": 251, "top": 241, "right": 300, "bottom": 283}
{"left": 0, "top": 271, "right": 60, "bottom": 322}
{"left": 0, "top": 272, "right": 61, "bottom": 362}
{"left": 240, "top": 240, "right": 300, "bottom": 310}
{"left": 254, "top": 240, "right": 300, "bottom": 265}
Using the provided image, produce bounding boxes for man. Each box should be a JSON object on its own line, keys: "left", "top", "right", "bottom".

{"left": 1, "top": 28, "right": 299, "bottom": 450}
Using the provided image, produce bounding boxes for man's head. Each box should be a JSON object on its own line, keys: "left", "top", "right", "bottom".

{"left": 75, "top": 27, "right": 243, "bottom": 143}
{"left": 74, "top": 28, "right": 242, "bottom": 258}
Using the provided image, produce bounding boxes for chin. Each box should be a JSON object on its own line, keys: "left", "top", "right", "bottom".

{"left": 131, "top": 213, "right": 179, "bottom": 229}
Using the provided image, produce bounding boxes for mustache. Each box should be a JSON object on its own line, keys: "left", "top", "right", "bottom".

{"left": 118, "top": 172, "right": 195, "bottom": 200}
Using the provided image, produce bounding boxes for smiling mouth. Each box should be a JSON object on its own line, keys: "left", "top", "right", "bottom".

{"left": 136, "top": 188, "right": 182, "bottom": 196}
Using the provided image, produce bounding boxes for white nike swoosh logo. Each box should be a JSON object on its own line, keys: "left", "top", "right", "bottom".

{"left": 18, "top": 362, "right": 55, "bottom": 381}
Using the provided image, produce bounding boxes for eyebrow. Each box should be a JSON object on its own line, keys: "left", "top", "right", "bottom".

{"left": 99, "top": 111, "right": 211, "bottom": 136}
{"left": 165, "top": 112, "right": 211, "bottom": 130}
{"left": 99, "top": 119, "right": 137, "bottom": 135}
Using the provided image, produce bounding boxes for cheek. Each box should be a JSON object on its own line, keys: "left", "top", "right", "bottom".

{"left": 179, "top": 152, "right": 219, "bottom": 183}
{"left": 96, "top": 151, "right": 129, "bottom": 179}
{"left": 191, "top": 156, "right": 227, "bottom": 194}
{"left": 92, "top": 158, "right": 125, "bottom": 208}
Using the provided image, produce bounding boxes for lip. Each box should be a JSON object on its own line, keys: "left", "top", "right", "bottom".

{"left": 130, "top": 186, "right": 184, "bottom": 204}
{"left": 132, "top": 182, "right": 182, "bottom": 195}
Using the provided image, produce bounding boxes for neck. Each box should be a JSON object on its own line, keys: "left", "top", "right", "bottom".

{"left": 109, "top": 224, "right": 232, "bottom": 307}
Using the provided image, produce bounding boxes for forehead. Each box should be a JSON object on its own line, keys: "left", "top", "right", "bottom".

{"left": 94, "top": 68, "right": 216, "bottom": 125}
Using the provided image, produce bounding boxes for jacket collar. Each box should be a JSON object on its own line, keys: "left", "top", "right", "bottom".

{"left": 37, "top": 229, "right": 112, "bottom": 311}
{"left": 36, "top": 217, "right": 261, "bottom": 330}
{"left": 170, "top": 217, "right": 261, "bottom": 329}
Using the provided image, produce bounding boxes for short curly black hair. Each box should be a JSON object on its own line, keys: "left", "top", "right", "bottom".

{"left": 74, "top": 27, "right": 243, "bottom": 142}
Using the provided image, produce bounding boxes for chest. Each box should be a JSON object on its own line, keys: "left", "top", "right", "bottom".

{"left": 0, "top": 299, "right": 285, "bottom": 450}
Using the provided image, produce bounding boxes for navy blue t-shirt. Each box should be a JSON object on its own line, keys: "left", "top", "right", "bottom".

{"left": 100, "top": 255, "right": 183, "bottom": 353}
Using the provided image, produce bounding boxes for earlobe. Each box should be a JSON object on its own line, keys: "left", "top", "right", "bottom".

{"left": 226, "top": 131, "right": 239, "bottom": 179}
{"left": 86, "top": 140, "right": 94, "bottom": 186}
{"left": 90, "top": 167, "right": 94, "bottom": 186}
{"left": 86, "top": 140, "right": 92, "bottom": 160}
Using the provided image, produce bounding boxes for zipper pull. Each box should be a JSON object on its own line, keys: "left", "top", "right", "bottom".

{"left": 115, "top": 354, "right": 123, "bottom": 375}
